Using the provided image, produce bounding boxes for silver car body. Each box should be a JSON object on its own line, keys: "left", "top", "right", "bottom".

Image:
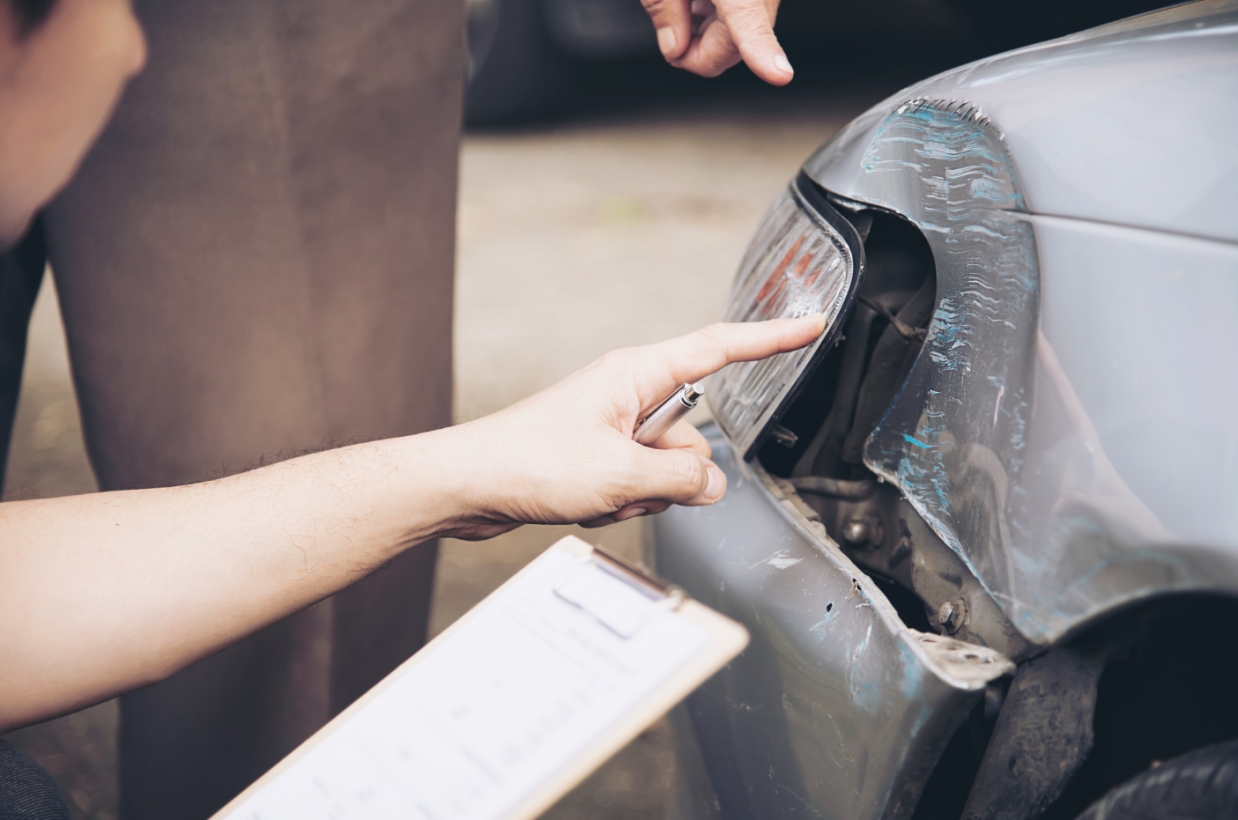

{"left": 652, "top": 3, "right": 1238, "bottom": 817}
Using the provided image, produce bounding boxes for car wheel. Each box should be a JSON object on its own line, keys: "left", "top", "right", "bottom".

{"left": 1075, "top": 739, "right": 1238, "bottom": 820}
{"left": 465, "top": 0, "right": 561, "bottom": 125}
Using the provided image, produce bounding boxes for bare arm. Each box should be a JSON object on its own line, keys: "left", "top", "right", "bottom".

{"left": 0, "top": 317, "right": 823, "bottom": 731}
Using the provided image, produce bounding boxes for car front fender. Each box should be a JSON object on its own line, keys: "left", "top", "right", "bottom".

{"left": 651, "top": 425, "right": 1013, "bottom": 820}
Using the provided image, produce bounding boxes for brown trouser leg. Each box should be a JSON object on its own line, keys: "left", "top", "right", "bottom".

{"left": 41, "top": 1, "right": 463, "bottom": 816}
{"left": 0, "top": 221, "right": 45, "bottom": 493}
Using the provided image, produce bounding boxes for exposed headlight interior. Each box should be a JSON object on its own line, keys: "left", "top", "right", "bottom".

{"left": 711, "top": 171, "right": 943, "bottom": 630}
{"left": 718, "top": 176, "right": 944, "bottom": 638}
{"left": 711, "top": 174, "right": 865, "bottom": 459}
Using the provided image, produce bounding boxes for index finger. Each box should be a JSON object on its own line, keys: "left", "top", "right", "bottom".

{"left": 714, "top": 0, "right": 793, "bottom": 85}
{"left": 632, "top": 315, "right": 825, "bottom": 410}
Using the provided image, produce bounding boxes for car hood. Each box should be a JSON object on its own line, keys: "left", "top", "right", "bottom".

{"left": 806, "top": 0, "right": 1238, "bottom": 244}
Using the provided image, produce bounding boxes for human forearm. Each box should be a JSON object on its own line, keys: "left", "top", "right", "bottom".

{"left": 0, "top": 317, "right": 825, "bottom": 730}
{"left": 0, "top": 428, "right": 469, "bottom": 729}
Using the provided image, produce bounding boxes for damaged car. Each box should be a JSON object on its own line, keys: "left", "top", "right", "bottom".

{"left": 650, "top": 2, "right": 1238, "bottom": 818}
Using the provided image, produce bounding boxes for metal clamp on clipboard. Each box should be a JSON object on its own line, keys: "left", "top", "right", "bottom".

{"left": 552, "top": 545, "right": 687, "bottom": 639}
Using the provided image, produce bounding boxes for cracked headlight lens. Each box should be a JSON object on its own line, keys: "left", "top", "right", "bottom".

{"left": 711, "top": 174, "right": 865, "bottom": 460}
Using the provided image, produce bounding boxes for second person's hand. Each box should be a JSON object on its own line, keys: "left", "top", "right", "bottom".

{"left": 641, "top": 0, "right": 792, "bottom": 85}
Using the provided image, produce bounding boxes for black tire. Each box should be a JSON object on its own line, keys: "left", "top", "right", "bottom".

{"left": 464, "top": 0, "right": 562, "bottom": 126}
{"left": 1076, "top": 739, "right": 1238, "bottom": 820}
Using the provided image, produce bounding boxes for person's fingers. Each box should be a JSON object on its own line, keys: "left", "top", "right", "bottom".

{"left": 647, "top": 420, "right": 712, "bottom": 459}
{"left": 714, "top": 0, "right": 793, "bottom": 85}
{"left": 669, "top": 16, "right": 742, "bottom": 78}
{"left": 580, "top": 426, "right": 715, "bottom": 528}
{"left": 630, "top": 315, "right": 826, "bottom": 411}
{"left": 619, "top": 447, "right": 727, "bottom": 508}
{"left": 640, "top": 0, "right": 693, "bottom": 61}
{"left": 450, "top": 520, "right": 523, "bottom": 541}
{"left": 582, "top": 451, "right": 722, "bottom": 526}
{"left": 580, "top": 499, "right": 672, "bottom": 529}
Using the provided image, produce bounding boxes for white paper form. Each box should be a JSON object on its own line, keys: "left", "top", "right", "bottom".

{"left": 223, "top": 542, "right": 710, "bottom": 820}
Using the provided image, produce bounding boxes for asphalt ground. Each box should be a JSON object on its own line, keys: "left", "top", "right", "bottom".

{"left": 0, "top": 36, "right": 985, "bottom": 819}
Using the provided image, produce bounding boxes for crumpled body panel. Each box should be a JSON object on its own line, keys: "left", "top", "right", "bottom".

{"left": 803, "top": 3, "right": 1238, "bottom": 643}
{"left": 652, "top": 426, "right": 1012, "bottom": 820}
{"left": 831, "top": 98, "right": 1047, "bottom": 634}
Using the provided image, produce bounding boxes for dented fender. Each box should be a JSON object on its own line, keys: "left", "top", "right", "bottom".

{"left": 799, "top": 6, "right": 1238, "bottom": 643}
{"left": 652, "top": 425, "right": 1012, "bottom": 820}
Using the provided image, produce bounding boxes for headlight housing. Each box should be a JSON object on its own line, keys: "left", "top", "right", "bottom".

{"left": 710, "top": 174, "right": 866, "bottom": 460}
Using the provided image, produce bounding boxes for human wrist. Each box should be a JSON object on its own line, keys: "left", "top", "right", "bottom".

{"left": 386, "top": 422, "right": 512, "bottom": 541}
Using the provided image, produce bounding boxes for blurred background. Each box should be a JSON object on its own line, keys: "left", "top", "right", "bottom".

{"left": 1, "top": 0, "right": 1165, "bottom": 816}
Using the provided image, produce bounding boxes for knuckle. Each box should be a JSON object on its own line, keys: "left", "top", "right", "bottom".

{"left": 679, "top": 48, "right": 735, "bottom": 77}
{"left": 669, "top": 452, "right": 707, "bottom": 496}
{"left": 718, "top": 0, "right": 765, "bottom": 15}
{"left": 721, "top": 4, "right": 770, "bottom": 32}
{"left": 640, "top": 0, "right": 677, "bottom": 15}
{"left": 607, "top": 447, "right": 647, "bottom": 503}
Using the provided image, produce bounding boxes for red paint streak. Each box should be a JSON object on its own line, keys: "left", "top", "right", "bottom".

{"left": 755, "top": 235, "right": 805, "bottom": 303}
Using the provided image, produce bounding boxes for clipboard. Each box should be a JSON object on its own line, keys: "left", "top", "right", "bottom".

{"left": 212, "top": 535, "right": 748, "bottom": 820}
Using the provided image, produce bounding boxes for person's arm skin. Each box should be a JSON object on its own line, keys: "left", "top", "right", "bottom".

{"left": 0, "top": 316, "right": 823, "bottom": 732}
{"left": 641, "top": 0, "right": 792, "bottom": 84}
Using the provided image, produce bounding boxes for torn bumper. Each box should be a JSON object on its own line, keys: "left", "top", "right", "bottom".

{"left": 651, "top": 425, "right": 1012, "bottom": 820}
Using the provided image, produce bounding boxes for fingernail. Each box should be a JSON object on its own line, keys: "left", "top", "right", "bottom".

{"left": 657, "top": 26, "right": 678, "bottom": 56}
{"left": 701, "top": 460, "right": 726, "bottom": 502}
{"left": 773, "top": 53, "right": 794, "bottom": 75}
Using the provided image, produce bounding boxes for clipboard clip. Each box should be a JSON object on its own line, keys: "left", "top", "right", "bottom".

{"left": 553, "top": 546, "right": 686, "bottom": 639}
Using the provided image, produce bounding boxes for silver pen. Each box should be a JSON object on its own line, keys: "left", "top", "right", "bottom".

{"left": 633, "top": 382, "right": 705, "bottom": 445}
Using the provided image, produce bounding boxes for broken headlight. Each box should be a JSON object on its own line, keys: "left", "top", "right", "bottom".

{"left": 710, "top": 174, "right": 865, "bottom": 460}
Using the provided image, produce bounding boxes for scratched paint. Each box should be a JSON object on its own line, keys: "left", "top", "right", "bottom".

{"left": 807, "top": 92, "right": 1238, "bottom": 646}
{"left": 655, "top": 421, "right": 1010, "bottom": 820}
{"left": 808, "top": 603, "right": 838, "bottom": 641}
{"left": 765, "top": 550, "right": 805, "bottom": 570}
{"left": 846, "top": 624, "right": 882, "bottom": 713}
{"left": 657, "top": 7, "right": 1238, "bottom": 819}
{"left": 897, "top": 641, "right": 926, "bottom": 702}
{"left": 820, "top": 99, "right": 1044, "bottom": 634}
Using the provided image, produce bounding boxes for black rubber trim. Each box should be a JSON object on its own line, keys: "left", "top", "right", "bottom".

{"left": 741, "top": 172, "right": 868, "bottom": 461}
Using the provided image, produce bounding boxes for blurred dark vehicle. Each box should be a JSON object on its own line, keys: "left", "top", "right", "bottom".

{"left": 466, "top": 0, "right": 655, "bottom": 123}
{"left": 463, "top": 0, "right": 1171, "bottom": 125}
